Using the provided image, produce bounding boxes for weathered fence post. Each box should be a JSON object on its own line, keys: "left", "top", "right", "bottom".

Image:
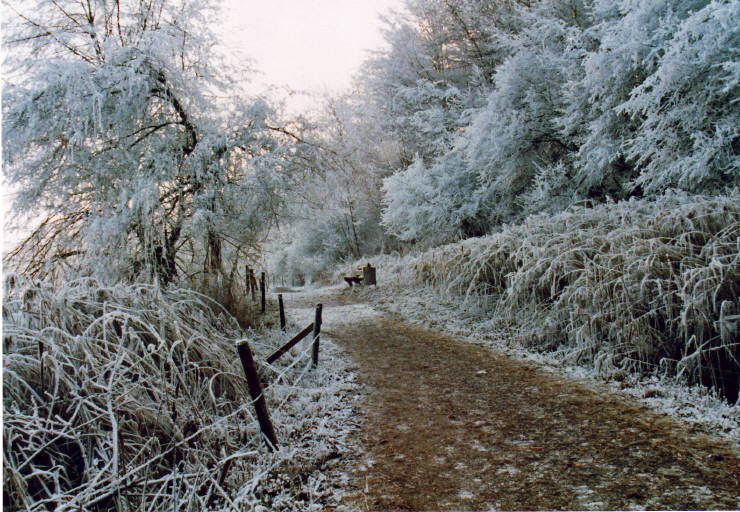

{"left": 236, "top": 342, "right": 278, "bottom": 451}
{"left": 246, "top": 267, "right": 255, "bottom": 300}
{"left": 312, "top": 304, "right": 322, "bottom": 368}
{"left": 251, "top": 272, "right": 257, "bottom": 300}
{"left": 260, "top": 272, "right": 266, "bottom": 314}
{"left": 278, "top": 294, "right": 286, "bottom": 331}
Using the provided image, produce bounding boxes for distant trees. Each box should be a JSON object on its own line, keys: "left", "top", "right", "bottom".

{"left": 357, "top": 0, "right": 521, "bottom": 169}
{"left": 3, "top": 0, "right": 289, "bottom": 284}
{"left": 270, "top": 0, "right": 738, "bottom": 274}
{"left": 374, "top": 0, "right": 739, "bottom": 245}
{"left": 373, "top": 0, "right": 576, "bottom": 241}
{"left": 266, "top": 95, "right": 399, "bottom": 284}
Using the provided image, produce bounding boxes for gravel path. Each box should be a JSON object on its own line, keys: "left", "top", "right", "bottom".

{"left": 283, "top": 286, "right": 739, "bottom": 511}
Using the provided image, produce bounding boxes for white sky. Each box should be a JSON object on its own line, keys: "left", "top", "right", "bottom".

{"left": 220, "top": 0, "right": 403, "bottom": 111}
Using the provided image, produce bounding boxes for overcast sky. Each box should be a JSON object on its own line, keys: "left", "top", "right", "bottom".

{"left": 220, "top": 0, "right": 404, "bottom": 111}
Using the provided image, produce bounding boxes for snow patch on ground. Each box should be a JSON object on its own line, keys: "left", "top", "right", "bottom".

{"left": 324, "top": 304, "right": 381, "bottom": 325}
{"left": 283, "top": 285, "right": 381, "bottom": 328}
{"left": 458, "top": 489, "right": 474, "bottom": 500}
{"left": 496, "top": 465, "right": 520, "bottom": 476}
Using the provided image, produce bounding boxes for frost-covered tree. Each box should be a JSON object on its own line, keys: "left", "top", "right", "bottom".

{"left": 380, "top": 0, "right": 739, "bottom": 245}
{"left": 620, "top": 0, "right": 739, "bottom": 194}
{"left": 267, "top": 94, "right": 402, "bottom": 282}
{"left": 357, "top": 16, "right": 464, "bottom": 167}
{"left": 464, "top": 13, "right": 582, "bottom": 222}
{"left": 381, "top": 147, "right": 488, "bottom": 244}
{"left": 3, "top": 0, "right": 286, "bottom": 284}
{"left": 364, "top": 0, "right": 530, "bottom": 242}
{"left": 558, "top": 0, "right": 738, "bottom": 200}
{"left": 357, "top": 0, "right": 524, "bottom": 168}
{"left": 381, "top": 4, "right": 587, "bottom": 241}
{"left": 557, "top": 0, "right": 674, "bottom": 200}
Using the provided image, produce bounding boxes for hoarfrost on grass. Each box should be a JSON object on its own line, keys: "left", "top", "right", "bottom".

{"left": 3, "top": 276, "right": 358, "bottom": 511}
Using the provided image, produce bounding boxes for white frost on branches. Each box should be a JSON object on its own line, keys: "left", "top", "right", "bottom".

{"left": 375, "top": 0, "right": 739, "bottom": 244}
{"left": 3, "top": 0, "right": 287, "bottom": 284}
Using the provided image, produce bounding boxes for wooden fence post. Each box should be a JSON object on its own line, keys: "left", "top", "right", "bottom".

{"left": 236, "top": 342, "right": 278, "bottom": 451}
{"left": 260, "top": 272, "right": 266, "bottom": 314}
{"left": 312, "top": 304, "right": 322, "bottom": 368}
{"left": 278, "top": 294, "right": 286, "bottom": 331}
{"left": 363, "top": 263, "right": 377, "bottom": 286}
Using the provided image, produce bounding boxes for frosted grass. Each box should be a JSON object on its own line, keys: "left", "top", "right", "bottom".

{"left": 3, "top": 275, "right": 357, "bottom": 511}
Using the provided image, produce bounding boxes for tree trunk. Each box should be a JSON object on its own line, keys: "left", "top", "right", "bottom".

{"left": 206, "top": 230, "right": 222, "bottom": 274}
{"left": 347, "top": 199, "right": 362, "bottom": 259}
{"left": 153, "top": 243, "right": 177, "bottom": 285}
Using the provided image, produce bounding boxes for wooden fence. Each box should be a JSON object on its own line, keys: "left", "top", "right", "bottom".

{"left": 234, "top": 273, "right": 323, "bottom": 452}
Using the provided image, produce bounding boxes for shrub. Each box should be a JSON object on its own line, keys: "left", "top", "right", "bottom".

{"left": 412, "top": 193, "right": 740, "bottom": 401}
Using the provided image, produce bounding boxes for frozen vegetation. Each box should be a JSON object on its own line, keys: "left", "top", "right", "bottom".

{"left": 341, "top": 193, "right": 740, "bottom": 439}
{"left": 271, "top": 0, "right": 739, "bottom": 279}
{"left": 2, "top": 0, "right": 738, "bottom": 508}
{"left": 3, "top": 276, "right": 357, "bottom": 510}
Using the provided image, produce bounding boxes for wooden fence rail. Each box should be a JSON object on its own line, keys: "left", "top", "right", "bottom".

{"left": 265, "top": 303, "right": 323, "bottom": 366}
{"left": 266, "top": 322, "right": 314, "bottom": 364}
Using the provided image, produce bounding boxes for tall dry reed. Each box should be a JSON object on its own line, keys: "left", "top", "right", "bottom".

{"left": 412, "top": 193, "right": 739, "bottom": 401}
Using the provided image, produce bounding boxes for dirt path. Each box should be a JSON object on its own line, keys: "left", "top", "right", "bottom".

{"left": 283, "top": 286, "right": 739, "bottom": 510}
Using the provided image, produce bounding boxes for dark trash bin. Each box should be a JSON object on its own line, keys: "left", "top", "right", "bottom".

{"left": 362, "top": 263, "right": 376, "bottom": 286}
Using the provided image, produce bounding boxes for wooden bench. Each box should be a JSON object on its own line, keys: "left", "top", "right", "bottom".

{"left": 343, "top": 275, "right": 363, "bottom": 287}
{"left": 344, "top": 263, "right": 377, "bottom": 287}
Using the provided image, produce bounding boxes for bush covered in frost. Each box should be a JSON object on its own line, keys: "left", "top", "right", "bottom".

{"left": 377, "top": 0, "right": 739, "bottom": 245}
{"left": 411, "top": 193, "right": 740, "bottom": 402}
